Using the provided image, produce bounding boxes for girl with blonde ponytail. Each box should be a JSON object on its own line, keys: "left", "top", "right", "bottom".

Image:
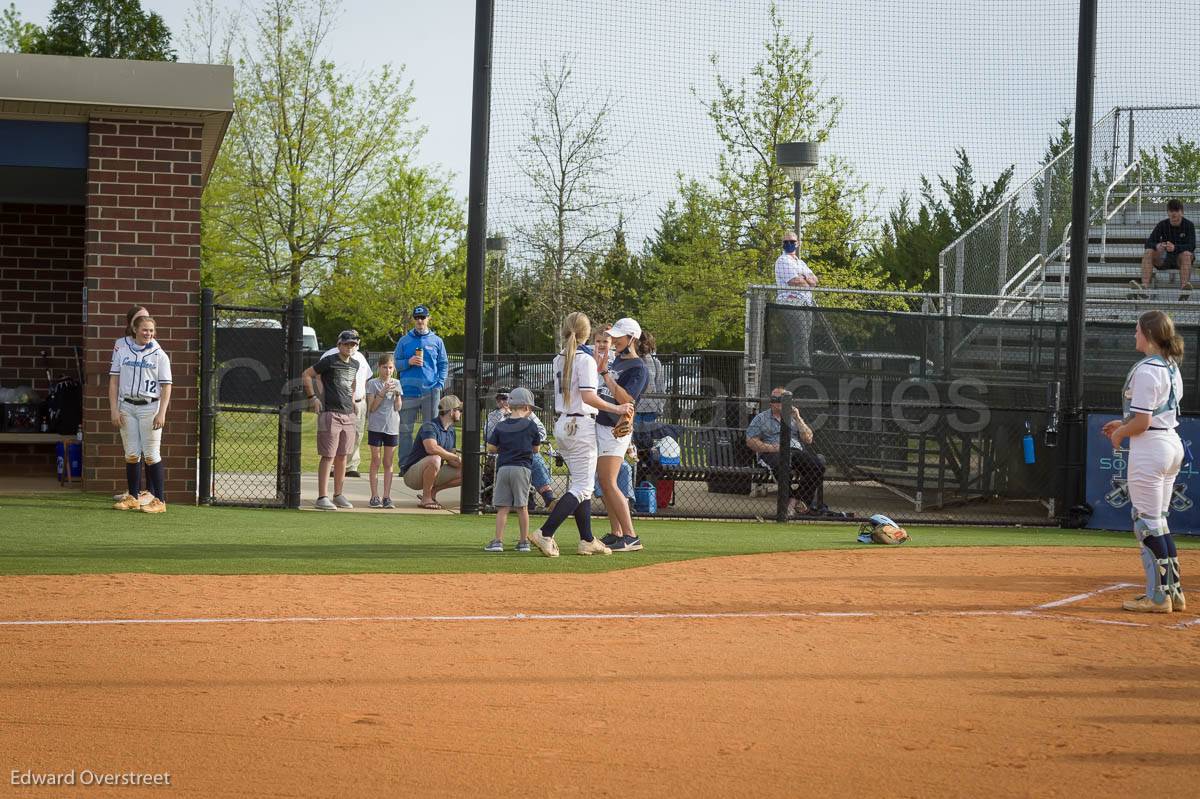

{"left": 1103, "top": 310, "right": 1187, "bottom": 613}
{"left": 528, "top": 312, "right": 635, "bottom": 558}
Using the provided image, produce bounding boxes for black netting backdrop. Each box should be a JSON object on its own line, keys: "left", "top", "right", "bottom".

{"left": 490, "top": 1, "right": 1200, "bottom": 266}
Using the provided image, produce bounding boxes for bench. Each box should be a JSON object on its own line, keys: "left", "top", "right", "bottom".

{"left": 640, "top": 426, "right": 773, "bottom": 495}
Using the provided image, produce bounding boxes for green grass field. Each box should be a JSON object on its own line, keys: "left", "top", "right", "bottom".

{"left": 1, "top": 493, "right": 1195, "bottom": 576}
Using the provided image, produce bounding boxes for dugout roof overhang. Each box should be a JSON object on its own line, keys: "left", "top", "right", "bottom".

{"left": 0, "top": 53, "right": 234, "bottom": 204}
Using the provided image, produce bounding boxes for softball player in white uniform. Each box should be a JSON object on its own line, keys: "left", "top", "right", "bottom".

{"left": 528, "top": 312, "right": 634, "bottom": 558}
{"left": 1103, "top": 310, "right": 1187, "bottom": 613}
{"left": 109, "top": 315, "right": 172, "bottom": 513}
{"left": 111, "top": 306, "right": 154, "bottom": 505}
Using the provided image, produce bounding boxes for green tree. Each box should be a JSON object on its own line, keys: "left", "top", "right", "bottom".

{"left": 701, "top": 1, "right": 843, "bottom": 276}
{"left": 316, "top": 162, "right": 466, "bottom": 349}
{"left": 513, "top": 55, "right": 632, "bottom": 344}
{"left": 201, "top": 0, "right": 421, "bottom": 304}
{"left": 1, "top": 4, "right": 40, "bottom": 52}
{"left": 21, "top": 0, "right": 175, "bottom": 60}
{"left": 1140, "top": 136, "right": 1200, "bottom": 205}
{"left": 640, "top": 181, "right": 748, "bottom": 350}
{"left": 868, "top": 149, "right": 1014, "bottom": 292}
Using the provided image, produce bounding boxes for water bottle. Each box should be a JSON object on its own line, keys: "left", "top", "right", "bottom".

{"left": 1023, "top": 421, "right": 1036, "bottom": 465}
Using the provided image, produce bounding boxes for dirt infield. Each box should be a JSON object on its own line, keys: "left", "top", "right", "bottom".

{"left": 1, "top": 547, "right": 1198, "bottom": 798}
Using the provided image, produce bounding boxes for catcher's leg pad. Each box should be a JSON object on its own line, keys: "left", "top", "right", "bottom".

{"left": 1135, "top": 515, "right": 1169, "bottom": 603}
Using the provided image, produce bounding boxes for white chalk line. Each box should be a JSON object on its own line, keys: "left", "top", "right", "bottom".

{"left": 1034, "top": 582, "right": 1138, "bottom": 609}
{"left": 0, "top": 588, "right": 1189, "bottom": 631}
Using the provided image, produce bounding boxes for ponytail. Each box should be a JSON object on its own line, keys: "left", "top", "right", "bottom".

{"left": 1139, "top": 310, "right": 1186, "bottom": 364}
{"left": 559, "top": 312, "right": 592, "bottom": 408}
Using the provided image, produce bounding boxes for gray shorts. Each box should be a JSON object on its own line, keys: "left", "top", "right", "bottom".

{"left": 493, "top": 464, "right": 532, "bottom": 508}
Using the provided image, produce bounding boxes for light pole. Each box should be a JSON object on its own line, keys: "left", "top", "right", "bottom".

{"left": 485, "top": 236, "right": 508, "bottom": 355}
{"left": 775, "top": 141, "right": 820, "bottom": 238}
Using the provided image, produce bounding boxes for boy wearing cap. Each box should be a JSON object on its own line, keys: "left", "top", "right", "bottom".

{"left": 303, "top": 331, "right": 362, "bottom": 510}
{"left": 483, "top": 387, "right": 543, "bottom": 552}
{"left": 400, "top": 394, "right": 463, "bottom": 509}
{"left": 393, "top": 305, "right": 449, "bottom": 471}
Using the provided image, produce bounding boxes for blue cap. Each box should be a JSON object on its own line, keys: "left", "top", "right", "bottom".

{"left": 412, "top": 305, "right": 430, "bottom": 318}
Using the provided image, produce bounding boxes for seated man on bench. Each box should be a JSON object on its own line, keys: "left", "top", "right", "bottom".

{"left": 745, "top": 387, "right": 832, "bottom": 518}
{"left": 1130, "top": 199, "right": 1195, "bottom": 300}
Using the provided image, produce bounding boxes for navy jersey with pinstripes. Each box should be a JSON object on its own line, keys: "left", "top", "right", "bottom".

{"left": 110, "top": 337, "right": 173, "bottom": 400}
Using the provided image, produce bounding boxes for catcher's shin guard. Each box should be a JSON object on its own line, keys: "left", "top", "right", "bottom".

{"left": 1161, "top": 517, "right": 1184, "bottom": 606}
{"left": 1134, "top": 514, "right": 1170, "bottom": 604}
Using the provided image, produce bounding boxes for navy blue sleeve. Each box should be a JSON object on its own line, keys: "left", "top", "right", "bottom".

{"left": 617, "top": 362, "right": 649, "bottom": 402}
{"left": 528, "top": 419, "right": 542, "bottom": 446}
{"left": 1182, "top": 220, "right": 1196, "bottom": 253}
{"left": 415, "top": 422, "right": 437, "bottom": 444}
{"left": 1146, "top": 220, "right": 1167, "bottom": 250}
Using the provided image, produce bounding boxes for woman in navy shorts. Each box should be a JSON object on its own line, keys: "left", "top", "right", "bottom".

{"left": 366, "top": 353, "right": 402, "bottom": 508}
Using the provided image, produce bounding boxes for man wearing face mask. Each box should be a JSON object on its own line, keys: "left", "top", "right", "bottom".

{"left": 774, "top": 230, "right": 818, "bottom": 369}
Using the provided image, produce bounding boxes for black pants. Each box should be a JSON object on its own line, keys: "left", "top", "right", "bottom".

{"left": 760, "top": 448, "right": 825, "bottom": 506}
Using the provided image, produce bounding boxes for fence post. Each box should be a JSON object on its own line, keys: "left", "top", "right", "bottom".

{"left": 997, "top": 202, "right": 1011, "bottom": 296}
{"left": 776, "top": 391, "right": 794, "bottom": 523}
{"left": 285, "top": 297, "right": 304, "bottom": 509}
{"left": 198, "top": 288, "right": 214, "bottom": 505}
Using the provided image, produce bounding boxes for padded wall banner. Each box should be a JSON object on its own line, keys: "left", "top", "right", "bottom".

{"left": 1086, "top": 413, "right": 1200, "bottom": 535}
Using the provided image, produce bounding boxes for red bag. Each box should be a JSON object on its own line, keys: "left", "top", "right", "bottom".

{"left": 656, "top": 479, "right": 674, "bottom": 508}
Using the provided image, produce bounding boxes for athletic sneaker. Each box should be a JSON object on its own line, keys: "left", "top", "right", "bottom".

{"left": 382, "top": 497, "right": 394, "bottom": 509}
{"left": 140, "top": 498, "right": 166, "bottom": 514}
{"left": 516, "top": 540, "right": 531, "bottom": 552}
{"left": 600, "top": 533, "right": 621, "bottom": 547}
{"left": 112, "top": 494, "right": 140, "bottom": 511}
{"left": 137, "top": 490, "right": 154, "bottom": 506}
{"left": 577, "top": 537, "right": 612, "bottom": 556}
{"left": 1128, "top": 280, "right": 1149, "bottom": 299}
{"left": 484, "top": 539, "right": 504, "bottom": 552}
{"left": 345, "top": 470, "right": 361, "bottom": 478}
{"left": 1122, "top": 594, "right": 1172, "bottom": 613}
{"left": 332, "top": 494, "right": 353, "bottom": 509}
{"left": 529, "top": 529, "right": 560, "bottom": 558}
{"left": 314, "top": 496, "right": 337, "bottom": 510}
{"left": 368, "top": 496, "right": 382, "bottom": 508}
{"left": 609, "top": 535, "right": 643, "bottom": 552}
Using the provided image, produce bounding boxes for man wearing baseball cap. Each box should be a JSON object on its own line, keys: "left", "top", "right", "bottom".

{"left": 399, "top": 394, "right": 463, "bottom": 509}
{"left": 393, "top": 304, "right": 449, "bottom": 472}
{"left": 303, "top": 330, "right": 363, "bottom": 510}
{"left": 321, "top": 329, "right": 373, "bottom": 477}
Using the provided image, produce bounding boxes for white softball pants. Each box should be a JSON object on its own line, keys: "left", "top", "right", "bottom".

{"left": 119, "top": 402, "right": 162, "bottom": 464}
{"left": 554, "top": 414, "right": 597, "bottom": 502}
{"left": 1127, "top": 430, "right": 1183, "bottom": 520}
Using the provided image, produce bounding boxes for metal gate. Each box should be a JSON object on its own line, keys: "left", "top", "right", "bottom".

{"left": 198, "top": 289, "right": 304, "bottom": 507}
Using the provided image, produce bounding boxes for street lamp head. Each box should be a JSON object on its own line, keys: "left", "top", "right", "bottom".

{"left": 486, "top": 236, "right": 509, "bottom": 252}
{"left": 775, "top": 141, "right": 820, "bottom": 182}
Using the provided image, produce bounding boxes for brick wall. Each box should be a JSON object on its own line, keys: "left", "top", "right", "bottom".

{"left": 0, "top": 202, "right": 85, "bottom": 474}
{"left": 83, "top": 118, "right": 202, "bottom": 502}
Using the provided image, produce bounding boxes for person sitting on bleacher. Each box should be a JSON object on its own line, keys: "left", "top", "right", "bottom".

{"left": 745, "top": 387, "right": 832, "bottom": 519}
{"left": 1130, "top": 199, "right": 1195, "bottom": 301}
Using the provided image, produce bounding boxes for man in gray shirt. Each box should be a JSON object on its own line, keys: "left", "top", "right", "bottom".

{"left": 745, "top": 387, "right": 830, "bottom": 518}
{"left": 303, "top": 330, "right": 361, "bottom": 510}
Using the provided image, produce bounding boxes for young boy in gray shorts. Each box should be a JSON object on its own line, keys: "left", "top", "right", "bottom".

{"left": 484, "top": 387, "right": 543, "bottom": 552}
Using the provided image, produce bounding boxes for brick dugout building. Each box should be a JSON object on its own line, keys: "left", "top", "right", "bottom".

{"left": 0, "top": 53, "right": 232, "bottom": 501}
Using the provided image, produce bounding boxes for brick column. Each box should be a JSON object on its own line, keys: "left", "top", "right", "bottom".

{"left": 84, "top": 119, "right": 202, "bottom": 502}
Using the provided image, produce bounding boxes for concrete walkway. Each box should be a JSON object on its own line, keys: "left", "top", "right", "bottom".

{"left": 299, "top": 470, "right": 461, "bottom": 515}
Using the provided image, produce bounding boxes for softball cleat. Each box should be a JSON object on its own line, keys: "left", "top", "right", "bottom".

{"left": 112, "top": 494, "right": 140, "bottom": 511}
{"left": 1121, "top": 594, "right": 1172, "bottom": 613}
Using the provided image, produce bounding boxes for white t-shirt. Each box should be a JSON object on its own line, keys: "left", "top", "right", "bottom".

{"left": 322, "top": 347, "right": 373, "bottom": 401}
{"left": 552, "top": 349, "right": 600, "bottom": 416}
{"left": 109, "top": 337, "right": 172, "bottom": 401}
{"left": 774, "top": 252, "right": 816, "bottom": 306}
{"left": 1127, "top": 357, "right": 1185, "bottom": 430}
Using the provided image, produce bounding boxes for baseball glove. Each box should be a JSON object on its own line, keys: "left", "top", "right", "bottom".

{"left": 857, "top": 514, "right": 909, "bottom": 545}
{"left": 612, "top": 413, "right": 634, "bottom": 438}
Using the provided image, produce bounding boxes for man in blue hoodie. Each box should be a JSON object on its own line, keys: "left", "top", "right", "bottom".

{"left": 393, "top": 304, "right": 449, "bottom": 469}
